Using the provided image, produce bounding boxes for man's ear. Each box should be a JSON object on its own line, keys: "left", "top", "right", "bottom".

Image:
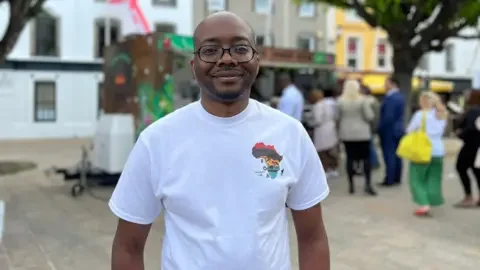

{"left": 190, "top": 59, "right": 196, "bottom": 79}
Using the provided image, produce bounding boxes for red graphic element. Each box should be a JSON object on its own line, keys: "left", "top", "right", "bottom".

{"left": 114, "top": 74, "right": 126, "bottom": 85}
{"left": 253, "top": 142, "right": 277, "bottom": 151}
{"left": 163, "top": 38, "right": 171, "bottom": 49}
{"left": 108, "top": 0, "right": 151, "bottom": 33}
{"left": 252, "top": 142, "right": 283, "bottom": 164}
{"left": 377, "top": 43, "right": 385, "bottom": 54}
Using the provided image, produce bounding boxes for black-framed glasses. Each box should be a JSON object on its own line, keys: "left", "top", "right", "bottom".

{"left": 194, "top": 45, "right": 257, "bottom": 63}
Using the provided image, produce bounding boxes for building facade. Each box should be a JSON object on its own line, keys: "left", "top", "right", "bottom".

{"left": 333, "top": 9, "right": 392, "bottom": 73}
{"left": 0, "top": 0, "right": 193, "bottom": 140}
{"left": 417, "top": 26, "right": 479, "bottom": 91}
{"left": 333, "top": 8, "right": 475, "bottom": 92}
{"left": 193, "top": 0, "right": 330, "bottom": 52}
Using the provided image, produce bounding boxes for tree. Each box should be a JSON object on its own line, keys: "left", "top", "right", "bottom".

{"left": 301, "top": 0, "right": 480, "bottom": 102}
{"left": 0, "top": 0, "right": 46, "bottom": 63}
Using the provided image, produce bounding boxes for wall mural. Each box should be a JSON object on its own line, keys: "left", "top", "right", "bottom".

{"left": 136, "top": 74, "right": 174, "bottom": 136}
{"left": 134, "top": 33, "right": 194, "bottom": 136}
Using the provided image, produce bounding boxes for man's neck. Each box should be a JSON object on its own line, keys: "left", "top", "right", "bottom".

{"left": 200, "top": 92, "right": 250, "bottom": 118}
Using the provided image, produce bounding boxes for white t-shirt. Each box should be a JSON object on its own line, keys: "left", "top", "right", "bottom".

{"left": 109, "top": 99, "right": 329, "bottom": 270}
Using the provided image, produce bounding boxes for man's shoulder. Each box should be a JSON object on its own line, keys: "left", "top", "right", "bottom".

{"left": 392, "top": 91, "right": 405, "bottom": 101}
{"left": 140, "top": 102, "right": 198, "bottom": 138}
{"left": 256, "top": 100, "right": 304, "bottom": 126}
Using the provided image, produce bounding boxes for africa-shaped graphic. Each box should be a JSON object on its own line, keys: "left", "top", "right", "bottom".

{"left": 252, "top": 142, "right": 283, "bottom": 179}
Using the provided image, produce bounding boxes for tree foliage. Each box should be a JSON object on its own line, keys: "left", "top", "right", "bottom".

{"left": 0, "top": 0, "right": 46, "bottom": 63}
{"left": 300, "top": 0, "right": 480, "bottom": 73}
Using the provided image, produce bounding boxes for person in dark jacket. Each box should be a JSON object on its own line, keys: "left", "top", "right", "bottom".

{"left": 377, "top": 76, "right": 405, "bottom": 187}
{"left": 454, "top": 90, "right": 480, "bottom": 208}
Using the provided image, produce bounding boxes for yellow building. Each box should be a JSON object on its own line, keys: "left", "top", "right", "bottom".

{"left": 333, "top": 9, "right": 453, "bottom": 94}
{"left": 334, "top": 9, "right": 390, "bottom": 72}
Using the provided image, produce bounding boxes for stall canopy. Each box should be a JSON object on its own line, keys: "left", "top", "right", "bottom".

{"left": 361, "top": 74, "right": 454, "bottom": 95}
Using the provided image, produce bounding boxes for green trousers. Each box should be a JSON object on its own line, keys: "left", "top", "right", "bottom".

{"left": 409, "top": 157, "right": 444, "bottom": 206}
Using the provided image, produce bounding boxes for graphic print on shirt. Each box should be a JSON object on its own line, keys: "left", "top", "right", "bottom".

{"left": 252, "top": 142, "right": 284, "bottom": 179}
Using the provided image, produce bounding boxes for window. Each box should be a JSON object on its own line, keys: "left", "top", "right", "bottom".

{"left": 297, "top": 35, "right": 316, "bottom": 51}
{"left": 34, "top": 82, "right": 56, "bottom": 122}
{"left": 445, "top": 44, "right": 454, "bottom": 72}
{"left": 256, "top": 35, "right": 274, "bottom": 46}
{"left": 152, "top": 0, "right": 176, "bottom": 6}
{"left": 346, "top": 37, "right": 360, "bottom": 70}
{"left": 32, "top": 12, "right": 59, "bottom": 56}
{"left": 207, "top": 0, "right": 226, "bottom": 11}
{"left": 298, "top": 3, "right": 315, "bottom": 17}
{"left": 418, "top": 55, "right": 429, "bottom": 70}
{"left": 98, "top": 82, "right": 104, "bottom": 117}
{"left": 155, "top": 23, "right": 176, "bottom": 34}
{"left": 254, "top": 0, "right": 273, "bottom": 14}
{"left": 94, "top": 18, "right": 121, "bottom": 58}
{"left": 376, "top": 38, "right": 388, "bottom": 69}
{"left": 345, "top": 9, "right": 361, "bottom": 22}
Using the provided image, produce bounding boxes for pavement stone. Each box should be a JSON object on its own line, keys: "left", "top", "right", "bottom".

{"left": 0, "top": 138, "right": 479, "bottom": 270}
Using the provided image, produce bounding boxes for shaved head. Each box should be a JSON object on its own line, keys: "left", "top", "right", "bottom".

{"left": 194, "top": 11, "right": 256, "bottom": 49}
{"left": 190, "top": 11, "right": 260, "bottom": 103}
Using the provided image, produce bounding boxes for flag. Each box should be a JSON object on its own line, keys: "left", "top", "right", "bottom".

{"left": 107, "top": 0, "right": 151, "bottom": 35}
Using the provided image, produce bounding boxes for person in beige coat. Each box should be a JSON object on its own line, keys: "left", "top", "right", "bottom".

{"left": 310, "top": 90, "right": 339, "bottom": 177}
{"left": 337, "top": 80, "right": 376, "bottom": 196}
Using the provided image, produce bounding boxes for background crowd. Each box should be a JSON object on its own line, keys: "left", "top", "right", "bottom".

{"left": 274, "top": 74, "right": 480, "bottom": 217}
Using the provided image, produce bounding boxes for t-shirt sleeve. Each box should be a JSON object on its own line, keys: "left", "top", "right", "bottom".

{"left": 286, "top": 125, "right": 330, "bottom": 210}
{"left": 108, "top": 134, "right": 162, "bottom": 225}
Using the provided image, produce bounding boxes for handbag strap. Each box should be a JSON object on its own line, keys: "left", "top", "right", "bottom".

{"left": 420, "top": 111, "right": 427, "bottom": 132}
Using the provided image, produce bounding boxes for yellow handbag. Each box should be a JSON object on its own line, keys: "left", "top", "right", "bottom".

{"left": 396, "top": 111, "right": 432, "bottom": 163}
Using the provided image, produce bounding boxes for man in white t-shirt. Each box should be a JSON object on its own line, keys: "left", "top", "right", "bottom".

{"left": 277, "top": 73, "right": 305, "bottom": 121}
{"left": 109, "top": 11, "right": 330, "bottom": 270}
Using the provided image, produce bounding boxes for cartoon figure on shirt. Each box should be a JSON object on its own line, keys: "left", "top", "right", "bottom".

{"left": 252, "top": 142, "right": 284, "bottom": 179}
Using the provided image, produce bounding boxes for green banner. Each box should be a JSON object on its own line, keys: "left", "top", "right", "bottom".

{"left": 313, "top": 52, "right": 335, "bottom": 65}
{"left": 158, "top": 33, "right": 194, "bottom": 53}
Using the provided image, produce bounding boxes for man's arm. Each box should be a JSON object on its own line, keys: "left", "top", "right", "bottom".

{"left": 108, "top": 134, "right": 163, "bottom": 270}
{"left": 292, "top": 204, "right": 330, "bottom": 270}
{"left": 286, "top": 123, "right": 330, "bottom": 270}
{"left": 112, "top": 220, "right": 152, "bottom": 270}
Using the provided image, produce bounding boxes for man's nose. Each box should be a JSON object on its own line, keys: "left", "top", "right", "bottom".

{"left": 217, "top": 50, "right": 236, "bottom": 65}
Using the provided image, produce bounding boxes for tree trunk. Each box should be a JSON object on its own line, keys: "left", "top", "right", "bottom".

{"left": 0, "top": 0, "right": 46, "bottom": 63}
{"left": 392, "top": 48, "right": 417, "bottom": 122}
{"left": 0, "top": 2, "right": 28, "bottom": 62}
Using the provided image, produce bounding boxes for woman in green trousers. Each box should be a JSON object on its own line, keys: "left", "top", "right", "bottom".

{"left": 405, "top": 92, "right": 448, "bottom": 216}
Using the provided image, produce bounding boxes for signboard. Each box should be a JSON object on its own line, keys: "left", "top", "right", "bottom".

{"left": 313, "top": 52, "right": 335, "bottom": 65}
{"left": 159, "top": 33, "right": 194, "bottom": 53}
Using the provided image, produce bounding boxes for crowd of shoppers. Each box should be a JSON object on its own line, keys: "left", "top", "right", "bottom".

{"left": 275, "top": 74, "right": 480, "bottom": 216}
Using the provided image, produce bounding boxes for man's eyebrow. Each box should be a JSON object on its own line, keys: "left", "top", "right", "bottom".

{"left": 201, "top": 38, "right": 219, "bottom": 44}
{"left": 200, "top": 36, "right": 250, "bottom": 44}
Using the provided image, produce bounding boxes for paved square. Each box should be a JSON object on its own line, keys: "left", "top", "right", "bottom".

{"left": 0, "top": 139, "right": 478, "bottom": 270}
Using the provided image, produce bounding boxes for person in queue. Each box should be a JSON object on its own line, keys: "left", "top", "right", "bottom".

{"left": 337, "top": 79, "right": 376, "bottom": 196}
{"left": 406, "top": 92, "right": 447, "bottom": 216}
{"left": 454, "top": 90, "right": 480, "bottom": 208}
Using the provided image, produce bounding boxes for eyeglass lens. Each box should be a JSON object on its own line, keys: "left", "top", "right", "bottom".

{"left": 198, "top": 45, "right": 254, "bottom": 62}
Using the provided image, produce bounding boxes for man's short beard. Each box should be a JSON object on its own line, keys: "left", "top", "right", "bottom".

{"left": 203, "top": 86, "right": 249, "bottom": 102}
{"left": 197, "top": 78, "right": 250, "bottom": 103}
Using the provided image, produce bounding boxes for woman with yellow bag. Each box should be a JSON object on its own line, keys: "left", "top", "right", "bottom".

{"left": 403, "top": 92, "right": 448, "bottom": 216}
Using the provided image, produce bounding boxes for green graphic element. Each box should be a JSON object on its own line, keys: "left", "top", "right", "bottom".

{"left": 313, "top": 52, "right": 335, "bottom": 65}
{"left": 157, "top": 33, "right": 194, "bottom": 52}
{"left": 109, "top": 53, "right": 131, "bottom": 67}
{"left": 136, "top": 74, "right": 174, "bottom": 135}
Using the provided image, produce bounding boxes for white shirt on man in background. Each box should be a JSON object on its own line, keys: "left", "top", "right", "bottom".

{"left": 277, "top": 84, "right": 304, "bottom": 121}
